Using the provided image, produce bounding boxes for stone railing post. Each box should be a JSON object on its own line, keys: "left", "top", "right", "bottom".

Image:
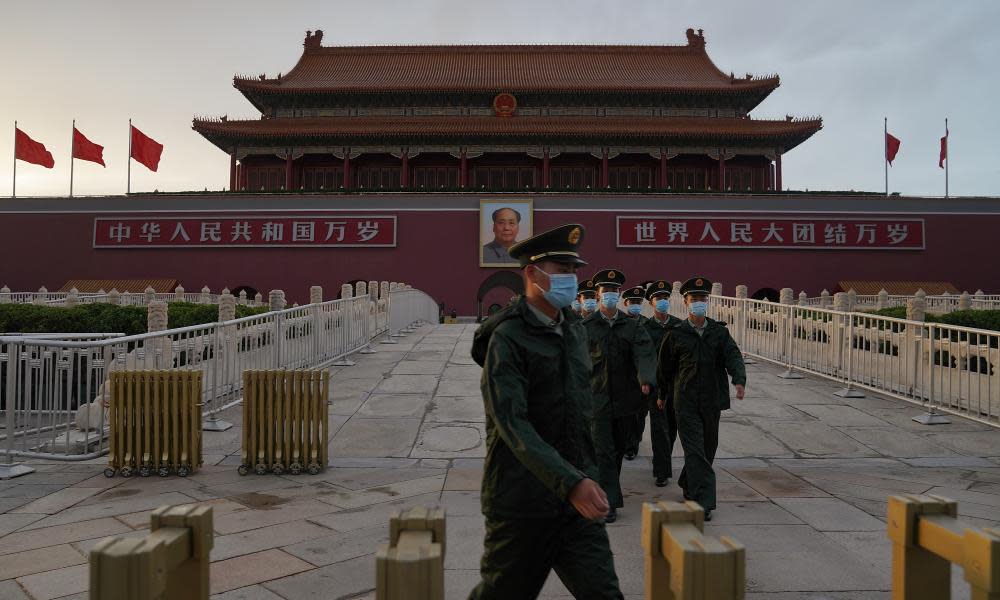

{"left": 144, "top": 286, "right": 156, "bottom": 306}
{"left": 380, "top": 281, "right": 390, "bottom": 300}
{"left": 269, "top": 290, "right": 286, "bottom": 312}
{"left": 779, "top": 287, "right": 794, "bottom": 305}
{"left": 907, "top": 296, "right": 927, "bottom": 322}
{"left": 254, "top": 292, "right": 263, "bottom": 306}
{"left": 877, "top": 289, "right": 889, "bottom": 310}
{"left": 147, "top": 300, "right": 168, "bottom": 332}
{"left": 310, "top": 285, "right": 323, "bottom": 305}
{"left": 833, "top": 292, "right": 848, "bottom": 313}
{"left": 958, "top": 292, "right": 971, "bottom": 311}
{"left": 735, "top": 284, "right": 747, "bottom": 299}
{"left": 798, "top": 291, "right": 808, "bottom": 306}
{"left": 200, "top": 286, "right": 211, "bottom": 304}
{"left": 368, "top": 280, "right": 378, "bottom": 301}
{"left": 711, "top": 282, "right": 723, "bottom": 296}
{"left": 108, "top": 288, "right": 121, "bottom": 305}
{"left": 975, "top": 289, "right": 985, "bottom": 298}
{"left": 218, "top": 291, "right": 236, "bottom": 322}
{"left": 0, "top": 285, "right": 9, "bottom": 303}
{"left": 146, "top": 301, "right": 173, "bottom": 368}
{"left": 341, "top": 284, "right": 354, "bottom": 299}
{"left": 65, "top": 287, "right": 79, "bottom": 308}
{"left": 356, "top": 281, "right": 367, "bottom": 298}
{"left": 33, "top": 286, "right": 48, "bottom": 305}
{"left": 174, "top": 284, "right": 185, "bottom": 302}
{"left": 820, "top": 289, "right": 831, "bottom": 309}
{"left": 847, "top": 289, "right": 857, "bottom": 312}
{"left": 238, "top": 290, "right": 248, "bottom": 306}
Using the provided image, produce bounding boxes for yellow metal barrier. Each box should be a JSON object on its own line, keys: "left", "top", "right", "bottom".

{"left": 239, "top": 369, "right": 330, "bottom": 475}
{"left": 90, "top": 504, "right": 213, "bottom": 600}
{"left": 888, "top": 494, "right": 1000, "bottom": 599}
{"left": 642, "top": 501, "right": 745, "bottom": 600}
{"left": 376, "top": 507, "right": 446, "bottom": 600}
{"left": 105, "top": 371, "right": 203, "bottom": 478}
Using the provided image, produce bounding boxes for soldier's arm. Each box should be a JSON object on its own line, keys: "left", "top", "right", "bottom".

{"left": 482, "top": 330, "right": 586, "bottom": 500}
{"left": 631, "top": 323, "right": 657, "bottom": 387}
{"left": 656, "top": 333, "right": 676, "bottom": 402}
{"left": 723, "top": 330, "right": 747, "bottom": 386}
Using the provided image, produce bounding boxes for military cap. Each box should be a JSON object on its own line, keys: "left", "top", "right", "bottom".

{"left": 680, "top": 276, "right": 713, "bottom": 296}
{"left": 577, "top": 279, "right": 597, "bottom": 297}
{"left": 622, "top": 286, "right": 646, "bottom": 301}
{"left": 645, "top": 280, "right": 672, "bottom": 301}
{"left": 591, "top": 268, "right": 626, "bottom": 288}
{"left": 508, "top": 223, "right": 587, "bottom": 267}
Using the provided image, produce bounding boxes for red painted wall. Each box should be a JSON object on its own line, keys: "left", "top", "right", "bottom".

{"left": 1, "top": 194, "right": 996, "bottom": 316}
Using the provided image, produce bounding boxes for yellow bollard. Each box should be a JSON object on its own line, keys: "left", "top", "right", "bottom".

{"left": 90, "top": 504, "right": 213, "bottom": 600}
{"left": 888, "top": 494, "right": 1000, "bottom": 600}
{"left": 642, "top": 501, "right": 745, "bottom": 600}
{"left": 376, "top": 506, "right": 446, "bottom": 600}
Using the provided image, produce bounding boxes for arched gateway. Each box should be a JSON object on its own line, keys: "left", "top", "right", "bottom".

{"left": 477, "top": 271, "right": 524, "bottom": 322}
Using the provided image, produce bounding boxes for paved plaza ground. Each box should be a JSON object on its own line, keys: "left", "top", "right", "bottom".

{"left": 1, "top": 323, "right": 998, "bottom": 599}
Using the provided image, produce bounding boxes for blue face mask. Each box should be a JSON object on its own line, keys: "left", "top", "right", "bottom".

{"left": 533, "top": 268, "right": 578, "bottom": 310}
{"left": 690, "top": 300, "right": 708, "bottom": 317}
{"left": 655, "top": 299, "right": 670, "bottom": 313}
{"left": 600, "top": 292, "right": 620, "bottom": 309}
{"left": 571, "top": 300, "right": 581, "bottom": 312}
{"left": 582, "top": 298, "right": 598, "bottom": 312}
{"left": 627, "top": 304, "right": 643, "bottom": 316}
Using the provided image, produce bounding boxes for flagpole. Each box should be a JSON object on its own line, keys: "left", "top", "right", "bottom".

{"left": 127, "top": 118, "right": 132, "bottom": 196}
{"left": 12, "top": 121, "right": 16, "bottom": 198}
{"left": 884, "top": 117, "right": 888, "bottom": 196}
{"left": 70, "top": 120, "right": 75, "bottom": 198}
{"left": 945, "top": 117, "right": 949, "bottom": 199}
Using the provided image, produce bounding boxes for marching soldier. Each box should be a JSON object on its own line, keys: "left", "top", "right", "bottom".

{"left": 577, "top": 279, "right": 598, "bottom": 318}
{"left": 621, "top": 285, "right": 648, "bottom": 461}
{"left": 656, "top": 277, "right": 746, "bottom": 521}
{"left": 470, "top": 224, "right": 624, "bottom": 599}
{"left": 641, "top": 280, "right": 683, "bottom": 487}
{"left": 582, "top": 270, "right": 656, "bottom": 523}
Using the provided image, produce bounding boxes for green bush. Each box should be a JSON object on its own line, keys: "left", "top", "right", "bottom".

{"left": 866, "top": 307, "right": 1000, "bottom": 333}
{"left": 867, "top": 306, "right": 909, "bottom": 320}
{"left": 0, "top": 302, "right": 272, "bottom": 335}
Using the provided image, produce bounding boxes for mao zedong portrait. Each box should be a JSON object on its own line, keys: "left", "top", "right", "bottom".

{"left": 482, "top": 207, "right": 521, "bottom": 264}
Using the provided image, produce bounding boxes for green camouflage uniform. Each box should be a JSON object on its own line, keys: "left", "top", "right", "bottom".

{"left": 469, "top": 297, "right": 623, "bottom": 599}
{"left": 656, "top": 317, "right": 746, "bottom": 511}
{"left": 642, "top": 313, "right": 684, "bottom": 480}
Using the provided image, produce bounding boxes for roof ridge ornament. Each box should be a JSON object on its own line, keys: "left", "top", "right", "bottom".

{"left": 304, "top": 29, "right": 324, "bottom": 51}
{"left": 685, "top": 28, "right": 706, "bottom": 48}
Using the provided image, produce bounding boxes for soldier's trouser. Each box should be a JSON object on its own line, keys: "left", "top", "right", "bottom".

{"left": 650, "top": 395, "right": 677, "bottom": 480}
{"left": 629, "top": 406, "right": 649, "bottom": 454}
{"left": 468, "top": 511, "right": 624, "bottom": 600}
{"left": 675, "top": 400, "right": 721, "bottom": 511}
{"left": 592, "top": 410, "right": 633, "bottom": 509}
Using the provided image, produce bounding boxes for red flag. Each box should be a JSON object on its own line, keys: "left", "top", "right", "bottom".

{"left": 73, "top": 127, "right": 105, "bottom": 166}
{"left": 939, "top": 127, "right": 948, "bottom": 169}
{"left": 885, "top": 132, "right": 901, "bottom": 165}
{"left": 14, "top": 128, "right": 54, "bottom": 168}
{"left": 130, "top": 125, "right": 163, "bottom": 172}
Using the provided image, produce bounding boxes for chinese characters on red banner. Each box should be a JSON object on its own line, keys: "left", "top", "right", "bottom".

{"left": 617, "top": 217, "right": 924, "bottom": 249}
{"left": 94, "top": 215, "right": 396, "bottom": 248}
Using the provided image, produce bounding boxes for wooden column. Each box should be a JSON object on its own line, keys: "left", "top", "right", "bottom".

{"left": 542, "top": 149, "right": 550, "bottom": 189}
{"left": 343, "top": 153, "right": 351, "bottom": 190}
{"left": 284, "top": 153, "right": 293, "bottom": 191}
{"left": 229, "top": 152, "right": 237, "bottom": 192}
{"left": 400, "top": 150, "right": 409, "bottom": 189}
{"left": 601, "top": 148, "right": 609, "bottom": 188}
{"left": 659, "top": 151, "right": 668, "bottom": 188}
{"left": 459, "top": 149, "right": 467, "bottom": 189}
{"left": 239, "top": 162, "right": 247, "bottom": 191}
{"left": 775, "top": 154, "right": 783, "bottom": 192}
{"left": 718, "top": 153, "right": 726, "bottom": 191}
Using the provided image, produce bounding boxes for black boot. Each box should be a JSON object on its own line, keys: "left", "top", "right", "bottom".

{"left": 605, "top": 508, "right": 617, "bottom": 523}
{"left": 655, "top": 476, "right": 669, "bottom": 488}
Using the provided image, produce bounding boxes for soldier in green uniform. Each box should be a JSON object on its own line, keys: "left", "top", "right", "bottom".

{"left": 577, "top": 279, "right": 598, "bottom": 318}
{"left": 582, "top": 270, "right": 657, "bottom": 523}
{"left": 656, "top": 277, "right": 746, "bottom": 521}
{"left": 621, "top": 285, "right": 648, "bottom": 461}
{"left": 469, "top": 224, "right": 624, "bottom": 599}
{"left": 642, "top": 281, "right": 683, "bottom": 487}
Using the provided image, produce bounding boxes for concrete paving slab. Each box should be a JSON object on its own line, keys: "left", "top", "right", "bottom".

{"left": 730, "top": 468, "right": 831, "bottom": 498}
{"left": 14, "top": 563, "right": 88, "bottom": 600}
{"left": 411, "top": 423, "right": 486, "bottom": 458}
{"left": 717, "top": 421, "right": 793, "bottom": 458}
{"left": 439, "top": 491, "right": 482, "bottom": 516}
{"left": 356, "top": 393, "right": 431, "bottom": 418}
{"left": 925, "top": 430, "right": 1000, "bottom": 457}
{"left": 0, "top": 544, "right": 85, "bottom": 579}
{"left": 838, "top": 427, "right": 958, "bottom": 457}
{"left": 390, "top": 360, "right": 447, "bottom": 375}
{"left": 772, "top": 498, "right": 885, "bottom": 531}
{"left": 794, "top": 404, "right": 893, "bottom": 427}
{"left": 263, "top": 554, "right": 374, "bottom": 600}
{"left": 444, "top": 467, "right": 482, "bottom": 491}
{"left": 306, "top": 492, "right": 442, "bottom": 533}
{"left": 0, "top": 580, "right": 30, "bottom": 600}
{"left": 212, "top": 520, "right": 336, "bottom": 562}
{"left": 318, "top": 474, "right": 445, "bottom": 510}
{"left": 211, "top": 584, "right": 287, "bottom": 600}
{"left": 758, "top": 422, "right": 879, "bottom": 457}
{"left": 329, "top": 417, "right": 422, "bottom": 458}
{"left": 210, "top": 549, "right": 314, "bottom": 595}
{"left": 375, "top": 374, "right": 440, "bottom": 394}
{"left": 0, "top": 517, "right": 131, "bottom": 556}
{"left": 317, "top": 467, "right": 445, "bottom": 491}
{"left": 427, "top": 396, "right": 486, "bottom": 422}
{"left": 282, "top": 524, "right": 388, "bottom": 567}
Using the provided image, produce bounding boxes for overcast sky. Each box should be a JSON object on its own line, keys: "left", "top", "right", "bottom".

{"left": 2, "top": 0, "right": 997, "bottom": 197}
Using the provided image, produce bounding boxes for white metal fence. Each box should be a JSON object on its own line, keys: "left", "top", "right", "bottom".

{"left": 0, "top": 288, "right": 437, "bottom": 462}
{"left": 711, "top": 296, "right": 999, "bottom": 428}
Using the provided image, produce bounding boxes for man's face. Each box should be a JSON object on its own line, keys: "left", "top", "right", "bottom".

{"left": 528, "top": 261, "right": 578, "bottom": 291}
{"left": 625, "top": 298, "right": 643, "bottom": 307}
{"left": 685, "top": 293, "right": 709, "bottom": 307}
{"left": 492, "top": 209, "right": 520, "bottom": 244}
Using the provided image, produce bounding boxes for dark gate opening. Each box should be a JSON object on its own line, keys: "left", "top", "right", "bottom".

{"left": 477, "top": 271, "right": 525, "bottom": 322}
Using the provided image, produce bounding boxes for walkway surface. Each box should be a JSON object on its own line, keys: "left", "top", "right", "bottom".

{"left": 1, "top": 324, "right": 998, "bottom": 600}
